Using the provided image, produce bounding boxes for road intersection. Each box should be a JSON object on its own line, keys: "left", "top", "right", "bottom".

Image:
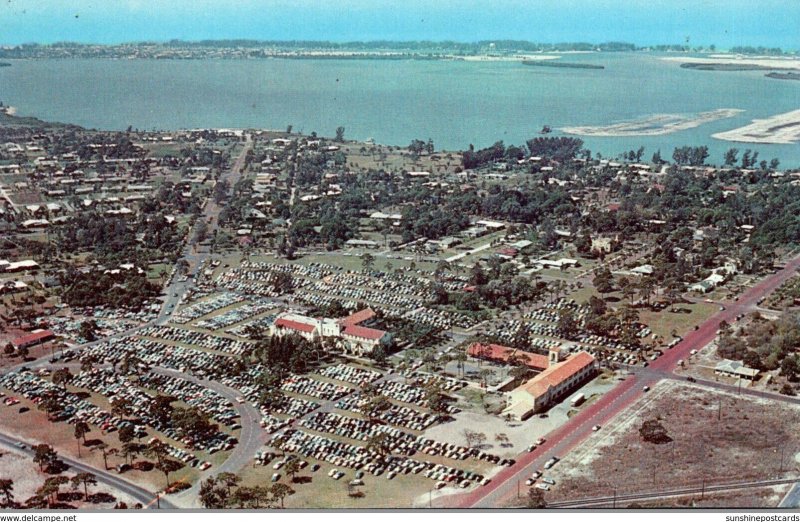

{"left": 447, "top": 253, "right": 800, "bottom": 508}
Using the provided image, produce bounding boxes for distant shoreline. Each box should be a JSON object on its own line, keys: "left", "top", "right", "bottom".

{"left": 522, "top": 60, "right": 604, "bottom": 70}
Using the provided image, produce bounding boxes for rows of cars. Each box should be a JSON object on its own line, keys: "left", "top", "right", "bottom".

{"left": 171, "top": 292, "right": 245, "bottom": 324}
{"left": 139, "top": 325, "right": 252, "bottom": 356}
{"left": 318, "top": 364, "right": 382, "bottom": 386}
{"left": 194, "top": 299, "right": 276, "bottom": 330}
{"left": 271, "top": 428, "right": 501, "bottom": 487}
{"left": 335, "top": 394, "right": 439, "bottom": 431}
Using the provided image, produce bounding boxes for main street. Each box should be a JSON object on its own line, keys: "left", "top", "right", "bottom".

{"left": 447, "top": 253, "right": 800, "bottom": 508}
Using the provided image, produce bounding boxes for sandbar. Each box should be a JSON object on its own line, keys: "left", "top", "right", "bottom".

{"left": 562, "top": 109, "right": 743, "bottom": 137}
{"left": 712, "top": 109, "right": 800, "bottom": 144}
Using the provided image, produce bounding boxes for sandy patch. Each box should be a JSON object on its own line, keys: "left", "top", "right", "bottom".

{"left": 563, "top": 109, "right": 743, "bottom": 137}
{"left": 0, "top": 445, "right": 137, "bottom": 508}
{"left": 712, "top": 109, "right": 800, "bottom": 144}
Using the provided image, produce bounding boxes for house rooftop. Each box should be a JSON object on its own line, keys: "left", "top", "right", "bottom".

{"left": 342, "top": 324, "right": 386, "bottom": 341}
{"left": 467, "top": 343, "right": 549, "bottom": 371}
{"left": 520, "top": 351, "right": 596, "bottom": 398}
{"left": 274, "top": 317, "right": 316, "bottom": 333}
{"left": 340, "top": 308, "right": 377, "bottom": 327}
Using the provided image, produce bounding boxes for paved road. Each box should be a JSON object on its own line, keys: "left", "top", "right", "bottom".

{"left": 780, "top": 483, "right": 800, "bottom": 507}
{"left": 0, "top": 432, "right": 175, "bottom": 509}
{"left": 448, "top": 253, "right": 800, "bottom": 508}
{"left": 161, "top": 367, "right": 266, "bottom": 508}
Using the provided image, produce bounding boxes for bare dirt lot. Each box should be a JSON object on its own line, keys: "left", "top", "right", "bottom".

{"left": 542, "top": 380, "right": 800, "bottom": 508}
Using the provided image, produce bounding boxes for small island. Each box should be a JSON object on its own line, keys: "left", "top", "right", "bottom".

{"left": 680, "top": 62, "right": 779, "bottom": 72}
{"left": 766, "top": 72, "right": 800, "bottom": 81}
{"left": 522, "top": 60, "right": 604, "bottom": 70}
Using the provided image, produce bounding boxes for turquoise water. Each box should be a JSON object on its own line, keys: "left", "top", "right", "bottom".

{"left": 1, "top": 53, "right": 799, "bottom": 165}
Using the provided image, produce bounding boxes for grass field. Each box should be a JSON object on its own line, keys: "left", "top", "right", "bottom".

{"left": 238, "top": 452, "right": 434, "bottom": 508}
{"left": 638, "top": 302, "right": 718, "bottom": 340}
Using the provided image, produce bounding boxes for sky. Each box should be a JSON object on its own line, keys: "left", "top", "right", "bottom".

{"left": 0, "top": 0, "right": 798, "bottom": 49}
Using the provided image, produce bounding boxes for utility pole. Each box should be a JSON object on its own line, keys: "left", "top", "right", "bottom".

{"left": 517, "top": 480, "right": 521, "bottom": 498}
{"left": 613, "top": 486, "right": 617, "bottom": 509}
{"left": 701, "top": 478, "right": 705, "bottom": 500}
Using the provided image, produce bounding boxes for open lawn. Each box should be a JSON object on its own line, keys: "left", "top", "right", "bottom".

{"left": 637, "top": 301, "right": 718, "bottom": 340}
{"left": 238, "top": 454, "right": 433, "bottom": 508}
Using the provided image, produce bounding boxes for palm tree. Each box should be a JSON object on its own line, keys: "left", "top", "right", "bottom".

{"left": 269, "top": 483, "right": 293, "bottom": 509}
{"left": 366, "top": 432, "right": 392, "bottom": 462}
{"left": 361, "top": 253, "right": 375, "bottom": 272}
{"left": 73, "top": 421, "right": 90, "bottom": 457}
{"left": 155, "top": 459, "right": 182, "bottom": 489}
{"left": 637, "top": 277, "right": 655, "bottom": 308}
{"left": 71, "top": 472, "right": 97, "bottom": 500}
{"left": 283, "top": 458, "right": 301, "bottom": 483}
{"left": 93, "top": 442, "right": 110, "bottom": 470}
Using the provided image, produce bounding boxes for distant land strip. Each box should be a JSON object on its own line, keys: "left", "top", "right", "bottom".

{"left": 766, "top": 72, "right": 800, "bottom": 81}
{"left": 522, "top": 60, "right": 604, "bottom": 70}
{"left": 680, "top": 62, "right": 795, "bottom": 72}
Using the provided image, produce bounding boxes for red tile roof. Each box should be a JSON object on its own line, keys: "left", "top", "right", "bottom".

{"left": 467, "top": 343, "right": 549, "bottom": 371}
{"left": 12, "top": 329, "right": 55, "bottom": 348}
{"left": 522, "top": 351, "right": 596, "bottom": 398}
{"left": 340, "top": 308, "right": 377, "bottom": 327}
{"left": 342, "top": 324, "right": 386, "bottom": 341}
{"left": 274, "top": 318, "right": 316, "bottom": 333}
